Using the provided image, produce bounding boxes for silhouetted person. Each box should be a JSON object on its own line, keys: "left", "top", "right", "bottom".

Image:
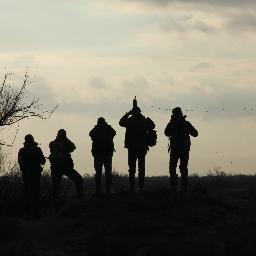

{"left": 164, "top": 107, "right": 198, "bottom": 191}
{"left": 89, "top": 117, "right": 116, "bottom": 195}
{"left": 18, "top": 134, "right": 46, "bottom": 220}
{"left": 49, "top": 129, "right": 84, "bottom": 200}
{"left": 119, "top": 98, "right": 155, "bottom": 192}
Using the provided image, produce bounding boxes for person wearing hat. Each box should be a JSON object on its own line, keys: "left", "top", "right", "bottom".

{"left": 164, "top": 107, "right": 198, "bottom": 191}
{"left": 119, "top": 98, "right": 155, "bottom": 192}
{"left": 18, "top": 134, "right": 46, "bottom": 219}
{"left": 89, "top": 117, "right": 116, "bottom": 195}
{"left": 49, "top": 129, "right": 84, "bottom": 200}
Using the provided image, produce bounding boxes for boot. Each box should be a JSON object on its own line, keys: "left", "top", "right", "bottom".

{"left": 181, "top": 168, "right": 188, "bottom": 191}
{"left": 94, "top": 174, "right": 102, "bottom": 196}
{"left": 138, "top": 172, "right": 145, "bottom": 192}
{"left": 128, "top": 173, "right": 135, "bottom": 192}
{"left": 106, "top": 174, "right": 112, "bottom": 194}
{"left": 170, "top": 174, "right": 178, "bottom": 191}
{"left": 181, "top": 175, "right": 188, "bottom": 191}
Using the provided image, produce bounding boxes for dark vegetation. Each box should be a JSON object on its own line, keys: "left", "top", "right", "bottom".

{"left": 1, "top": 168, "right": 256, "bottom": 256}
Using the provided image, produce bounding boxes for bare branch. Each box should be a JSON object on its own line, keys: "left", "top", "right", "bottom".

{"left": 0, "top": 71, "right": 58, "bottom": 145}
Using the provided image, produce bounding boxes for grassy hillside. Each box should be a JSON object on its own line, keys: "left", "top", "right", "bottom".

{"left": 1, "top": 173, "right": 256, "bottom": 256}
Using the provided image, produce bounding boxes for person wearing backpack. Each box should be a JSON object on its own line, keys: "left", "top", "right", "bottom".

{"left": 89, "top": 117, "right": 116, "bottom": 195}
{"left": 18, "top": 134, "right": 46, "bottom": 220}
{"left": 164, "top": 107, "right": 198, "bottom": 191}
{"left": 49, "top": 129, "right": 84, "bottom": 200}
{"left": 119, "top": 98, "right": 155, "bottom": 192}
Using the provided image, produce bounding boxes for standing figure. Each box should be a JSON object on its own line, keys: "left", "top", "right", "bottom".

{"left": 18, "top": 134, "right": 46, "bottom": 220}
{"left": 119, "top": 98, "right": 155, "bottom": 192}
{"left": 89, "top": 117, "right": 116, "bottom": 195}
{"left": 164, "top": 107, "right": 198, "bottom": 191}
{"left": 49, "top": 129, "right": 84, "bottom": 200}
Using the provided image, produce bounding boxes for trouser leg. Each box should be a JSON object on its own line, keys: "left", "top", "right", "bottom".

{"left": 64, "top": 169, "right": 84, "bottom": 198}
{"left": 32, "top": 173, "right": 41, "bottom": 219}
{"left": 128, "top": 149, "right": 137, "bottom": 192}
{"left": 169, "top": 150, "right": 179, "bottom": 189}
{"left": 23, "top": 172, "right": 41, "bottom": 220}
{"left": 31, "top": 172, "right": 41, "bottom": 219}
{"left": 180, "top": 151, "right": 189, "bottom": 190}
{"left": 51, "top": 167, "right": 62, "bottom": 199}
{"left": 94, "top": 156, "right": 103, "bottom": 194}
{"left": 22, "top": 174, "right": 31, "bottom": 219}
{"left": 138, "top": 152, "right": 146, "bottom": 191}
{"left": 104, "top": 156, "right": 112, "bottom": 194}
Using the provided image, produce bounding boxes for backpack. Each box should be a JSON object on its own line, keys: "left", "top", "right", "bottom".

{"left": 92, "top": 126, "right": 115, "bottom": 154}
{"left": 146, "top": 129, "right": 157, "bottom": 147}
{"left": 49, "top": 141, "right": 64, "bottom": 164}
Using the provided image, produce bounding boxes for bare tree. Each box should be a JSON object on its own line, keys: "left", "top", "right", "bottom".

{"left": 0, "top": 71, "right": 57, "bottom": 127}
{"left": 0, "top": 71, "right": 57, "bottom": 147}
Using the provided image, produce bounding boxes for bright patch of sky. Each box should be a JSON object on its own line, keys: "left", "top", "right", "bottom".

{"left": 1, "top": 0, "right": 256, "bottom": 175}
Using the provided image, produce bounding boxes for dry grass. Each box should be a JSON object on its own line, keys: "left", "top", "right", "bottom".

{"left": 1, "top": 171, "right": 256, "bottom": 255}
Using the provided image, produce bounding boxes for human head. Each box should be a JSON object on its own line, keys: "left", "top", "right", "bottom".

{"left": 24, "top": 134, "right": 35, "bottom": 145}
{"left": 97, "top": 117, "right": 106, "bottom": 126}
{"left": 172, "top": 107, "right": 183, "bottom": 118}
{"left": 57, "top": 129, "right": 67, "bottom": 140}
{"left": 131, "top": 106, "right": 141, "bottom": 115}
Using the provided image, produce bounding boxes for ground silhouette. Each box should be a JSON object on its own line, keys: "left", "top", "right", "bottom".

{"left": 1, "top": 175, "right": 256, "bottom": 256}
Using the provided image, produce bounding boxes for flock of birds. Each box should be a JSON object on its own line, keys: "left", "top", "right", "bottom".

{"left": 150, "top": 105, "right": 255, "bottom": 113}
{"left": 150, "top": 105, "right": 256, "bottom": 167}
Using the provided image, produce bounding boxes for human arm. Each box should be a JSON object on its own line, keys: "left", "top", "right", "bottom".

{"left": 119, "top": 112, "right": 131, "bottom": 127}
{"left": 89, "top": 127, "right": 96, "bottom": 140}
{"left": 18, "top": 149, "right": 23, "bottom": 167}
{"left": 110, "top": 126, "right": 116, "bottom": 137}
{"left": 186, "top": 121, "right": 198, "bottom": 137}
{"left": 38, "top": 147, "right": 46, "bottom": 165}
{"left": 164, "top": 119, "right": 176, "bottom": 137}
{"left": 65, "top": 139, "right": 76, "bottom": 153}
{"left": 146, "top": 117, "right": 155, "bottom": 130}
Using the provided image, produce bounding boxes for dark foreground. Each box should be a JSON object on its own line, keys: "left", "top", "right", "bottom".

{"left": 1, "top": 175, "right": 256, "bottom": 256}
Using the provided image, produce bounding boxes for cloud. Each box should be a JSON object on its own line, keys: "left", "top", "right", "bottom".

{"left": 49, "top": 70, "right": 256, "bottom": 122}
{"left": 150, "top": 82, "right": 256, "bottom": 120}
{"left": 123, "top": 77, "right": 149, "bottom": 90}
{"left": 89, "top": 76, "right": 108, "bottom": 89}
{"left": 57, "top": 98, "right": 130, "bottom": 119}
{"left": 29, "top": 77, "right": 54, "bottom": 100}
{"left": 226, "top": 13, "right": 256, "bottom": 32}
{"left": 121, "top": 0, "right": 256, "bottom": 8}
{"left": 190, "top": 62, "right": 215, "bottom": 72}
{"left": 161, "top": 17, "right": 216, "bottom": 34}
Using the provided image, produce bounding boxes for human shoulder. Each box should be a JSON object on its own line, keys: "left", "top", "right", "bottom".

{"left": 89, "top": 126, "right": 97, "bottom": 135}
{"left": 185, "top": 120, "right": 194, "bottom": 127}
{"left": 107, "top": 124, "right": 116, "bottom": 135}
{"left": 18, "top": 147, "right": 25, "bottom": 155}
{"left": 145, "top": 116, "right": 155, "bottom": 129}
{"left": 185, "top": 120, "right": 198, "bottom": 136}
{"left": 49, "top": 140, "right": 55, "bottom": 146}
{"left": 35, "top": 145, "right": 43, "bottom": 152}
{"left": 49, "top": 140, "right": 57, "bottom": 150}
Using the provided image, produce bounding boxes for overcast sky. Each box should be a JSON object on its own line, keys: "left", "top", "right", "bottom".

{"left": 1, "top": 0, "right": 256, "bottom": 176}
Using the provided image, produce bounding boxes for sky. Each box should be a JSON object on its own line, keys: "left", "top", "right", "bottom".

{"left": 1, "top": 0, "right": 256, "bottom": 176}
